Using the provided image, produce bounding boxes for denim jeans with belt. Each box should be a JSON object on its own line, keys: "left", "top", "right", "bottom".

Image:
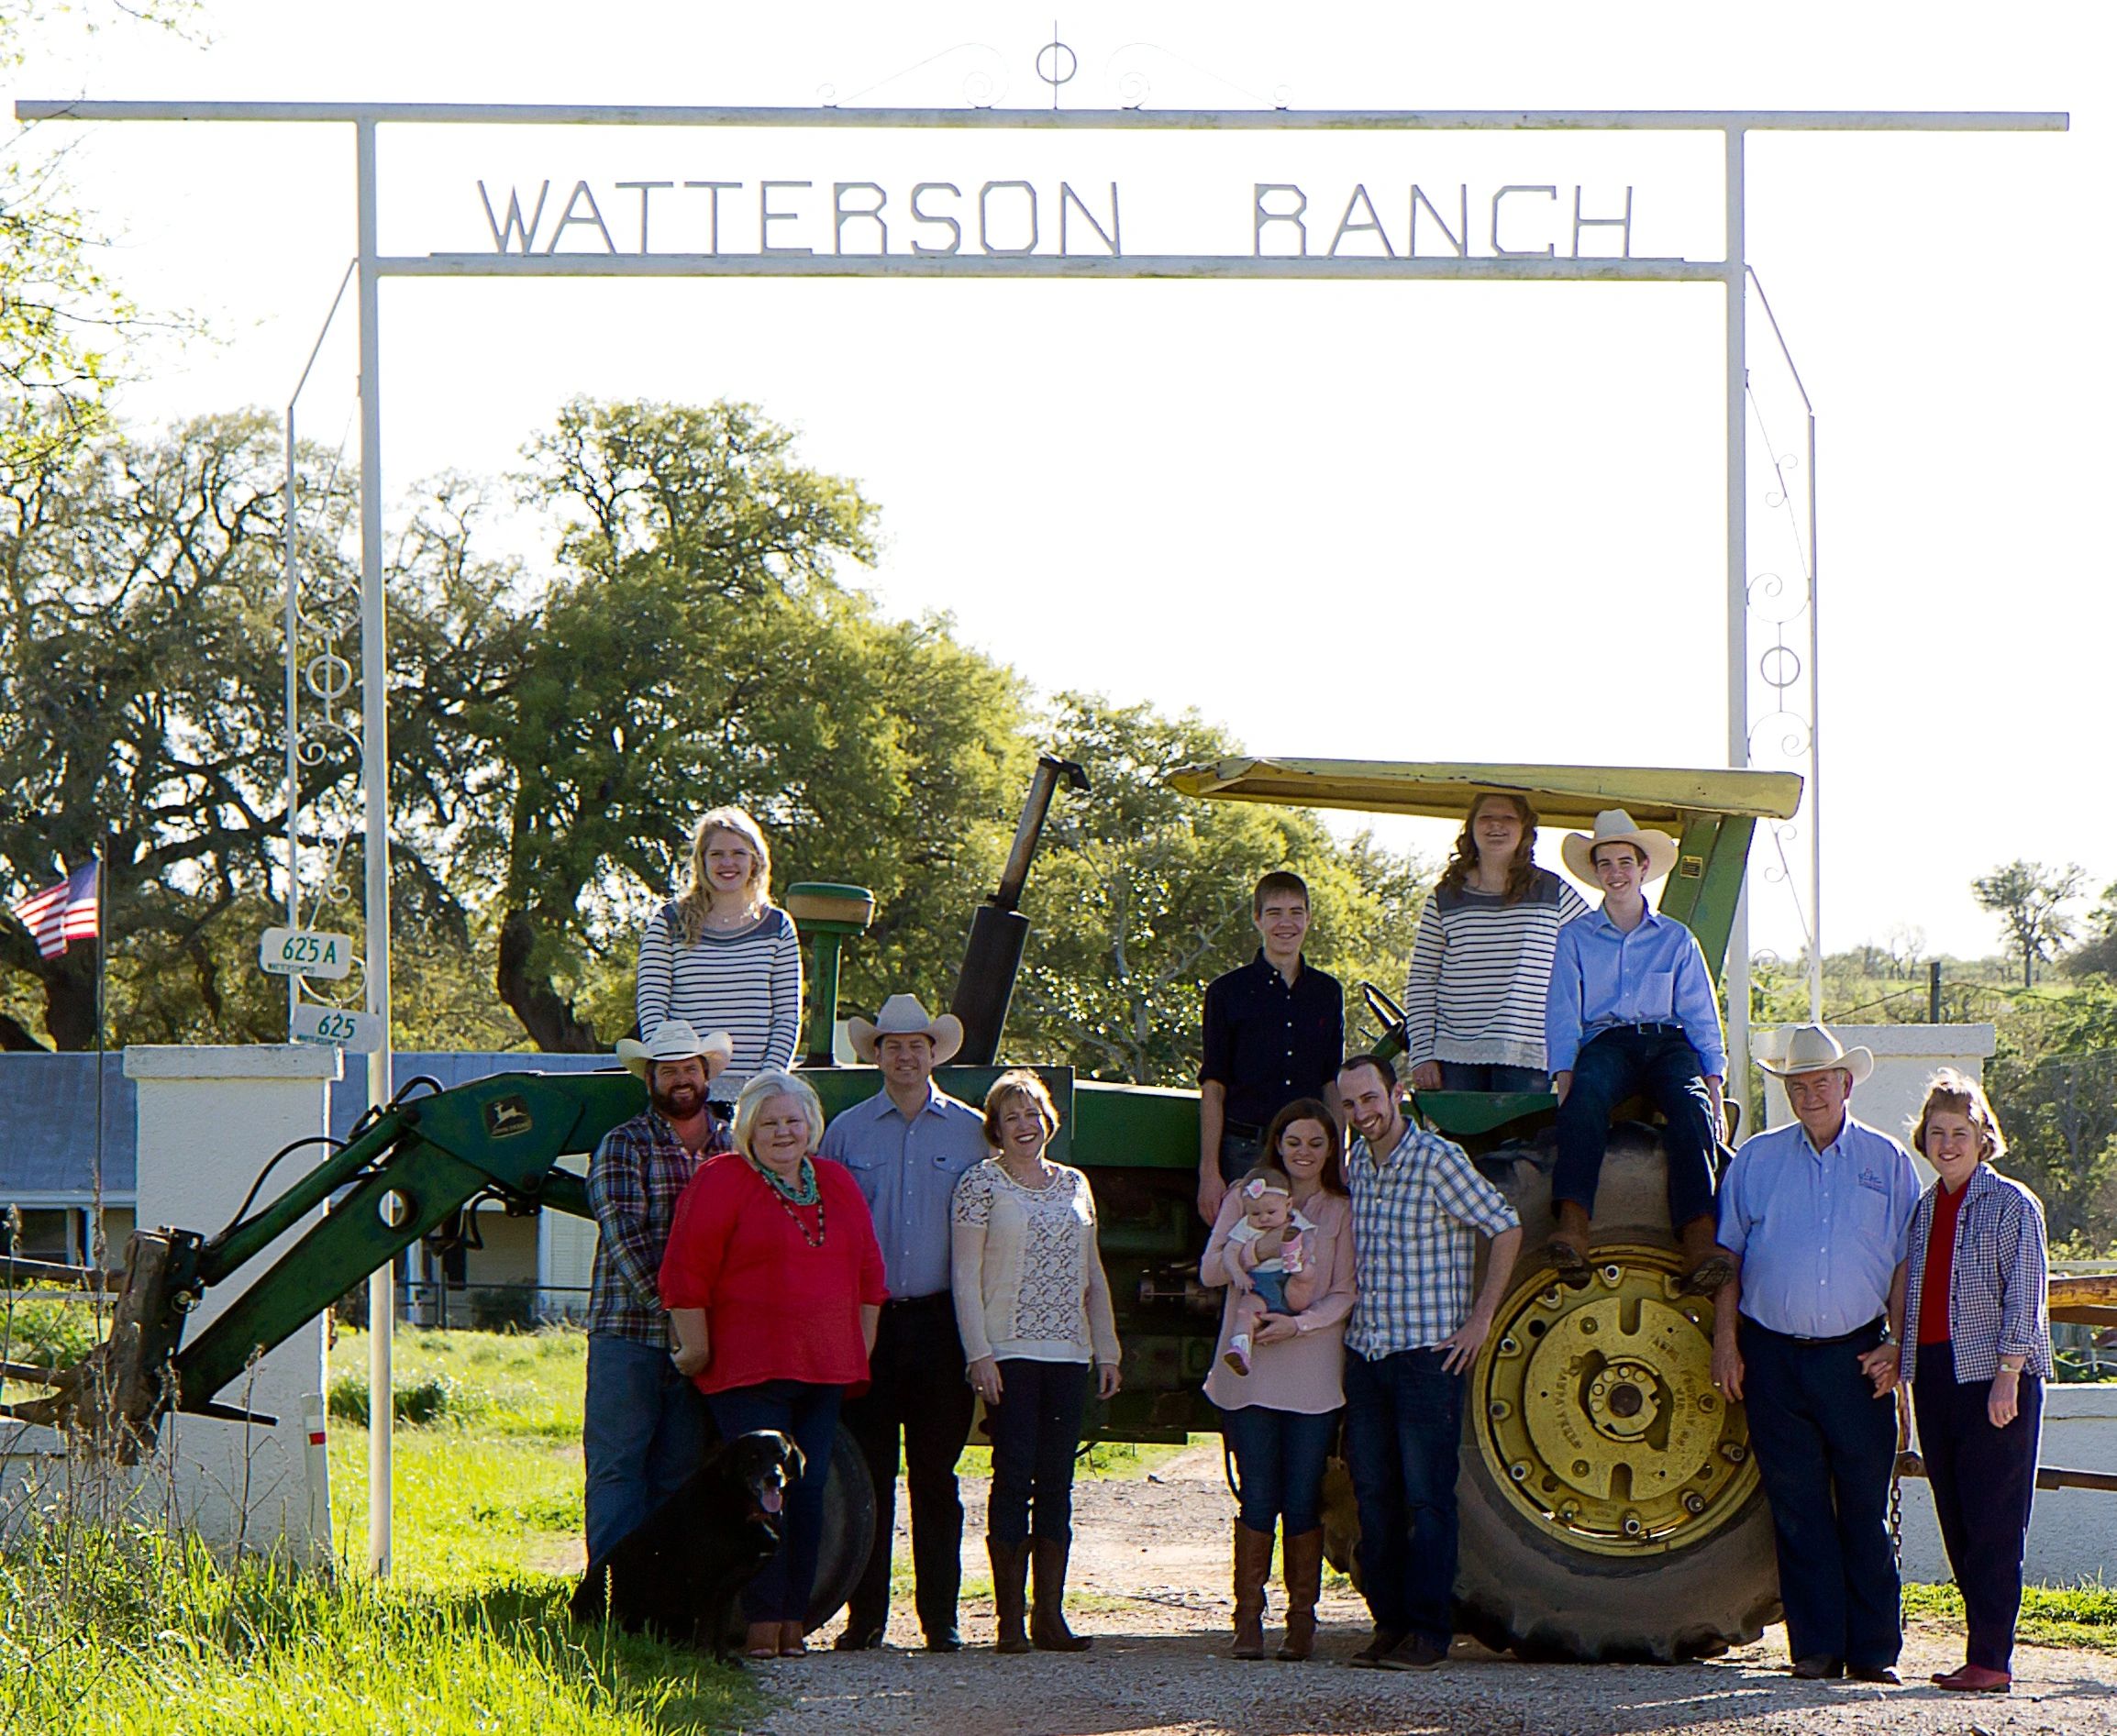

{"left": 1342, "top": 1346, "right": 1463, "bottom": 1650}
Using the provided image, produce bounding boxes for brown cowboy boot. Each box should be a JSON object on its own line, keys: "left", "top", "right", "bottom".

{"left": 1548, "top": 1200, "right": 1593, "bottom": 1285}
{"left": 1277, "top": 1528, "right": 1325, "bottom": 1661}
{"left": 1678, "top": 1213, "right": 1738, "bottom": 1297}
{"left": 1230, "top": 1521, "right": 1275, "bottom": 1659}
{"left": 1030, "top": 1537, "right": 1092, "bottom": 1652}
{"left": 987, "top": 1537, "right": 1032, "bottom": 1654}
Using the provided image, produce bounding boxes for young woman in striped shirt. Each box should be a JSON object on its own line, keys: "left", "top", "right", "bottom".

{"left": 636, "top": 807, "right": 804, "bottom": 1100}
{"left": 1404, "top": 792, "right": 1588, "bottom": 1094}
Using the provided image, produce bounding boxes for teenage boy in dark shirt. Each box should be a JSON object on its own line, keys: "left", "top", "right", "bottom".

{"left": 1197, "top": 871, "right": 1344, "bottom": 1224}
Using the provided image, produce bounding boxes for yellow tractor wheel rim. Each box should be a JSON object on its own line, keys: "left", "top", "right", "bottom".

{"left": 1473, "top": 1245, "right": 1759, "bottom": 1557}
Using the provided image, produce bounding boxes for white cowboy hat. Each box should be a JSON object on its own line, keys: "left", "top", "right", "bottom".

{"left": 848, "top": 993, "right": 965, "bottom": 1066}
{"left": 1560, "top": 809, "right": 1680, "bottom": 885}
{"left": 615, "top": 1019, "right": 736, "bottom": 1078}
{"left": 1757, "top": 1023, "right": 1875, "bottom": 1087}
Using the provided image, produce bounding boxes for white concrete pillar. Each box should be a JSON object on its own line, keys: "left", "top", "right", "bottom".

{"left": 127, "top": 1043, "right": 341, "bottom": 1560}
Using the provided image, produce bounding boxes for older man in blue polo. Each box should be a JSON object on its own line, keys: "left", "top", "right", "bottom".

{"left": 1712, "top": 1023, "right": 1920, "bottom": 1684}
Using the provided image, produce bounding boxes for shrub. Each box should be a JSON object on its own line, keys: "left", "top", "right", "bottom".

{"left": 466, "top": 1286, "right": 538, "bottom": 1333}
{"left": 326, "top": 1370, "right": 477, "bottom": 1428}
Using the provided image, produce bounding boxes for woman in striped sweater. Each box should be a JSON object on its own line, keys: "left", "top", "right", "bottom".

{"left": 1404, "top": 792, "right": 1589, "bottom": 1093}
{"left": 637, "top": 807, "right": 804, "bottom": 1100}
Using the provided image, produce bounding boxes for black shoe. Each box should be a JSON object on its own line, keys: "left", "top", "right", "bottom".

{"left": 1374, "top": 1634, "right": 1447, "bottom": 1672}
{"left": 1846, "top": 1663, "right": 1899, "bottom": 1685}
{"left": 924, "top": 1631, "right": 964, "bottom": 1653}
{"left": 1348, "top": 1627, "right": 1407, "bottom": 1669}
{"left": 1790, "top": 1653, "right": 1844, "bottom": 1680}
{"left": 834, "top": 1625, "right": 886, "bottom": 1652}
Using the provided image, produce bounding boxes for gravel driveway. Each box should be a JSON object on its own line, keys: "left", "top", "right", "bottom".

{"left": 740, "top": 1444, "right": 2117, "bottom": 1735}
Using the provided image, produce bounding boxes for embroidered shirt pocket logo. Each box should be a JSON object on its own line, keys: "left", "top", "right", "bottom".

{"left": 1856, "top": 1168, "right": 1890, "bottom": 1197}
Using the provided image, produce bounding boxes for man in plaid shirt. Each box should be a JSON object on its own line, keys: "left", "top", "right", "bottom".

{"left": 582, "top": 1020, "right": 735, "bottom": 1563}
{"left": 1336, "top": 1052, "right": 1522, "bottom": 1672}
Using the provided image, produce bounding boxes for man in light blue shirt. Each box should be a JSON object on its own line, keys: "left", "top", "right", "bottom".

{"left": 1544, "top": 810, "right": 1729, "bottom": 1292}
{"left": 819, "top": 995, "right": 990, "bottom": 1653}
{"left": 1712, "top": 1023, "right": 1919, "bottom": 1685}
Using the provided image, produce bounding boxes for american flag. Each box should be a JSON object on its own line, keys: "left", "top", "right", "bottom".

{"left": 9, "top": 861, "right": 100, "bottom": 959}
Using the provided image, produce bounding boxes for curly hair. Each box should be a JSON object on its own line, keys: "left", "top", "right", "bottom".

{"left": 1435, "top": 791, "right": 1542, "bottom": 904}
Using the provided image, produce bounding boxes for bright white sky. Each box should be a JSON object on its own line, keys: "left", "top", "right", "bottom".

{"left": 9, "top": 2, "right": 2109, "bottom": 963}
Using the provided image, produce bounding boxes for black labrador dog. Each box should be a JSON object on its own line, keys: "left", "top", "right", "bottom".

{"left": 571, "top": 1428, "right": 804, "bottom": 1663}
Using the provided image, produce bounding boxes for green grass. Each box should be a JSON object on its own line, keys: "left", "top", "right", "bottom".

{"left": 0, "top": 1326, "right": 749, "bottom": 1735}
{"left": 2, "top": 1325, "right": 1314, "bottom": 1732}
{"left": 327, "top": 1326, "right": 590, "bottom": 1584}
{"left": 1905, "top": 1579, "right": 2117, "bottom": 1653}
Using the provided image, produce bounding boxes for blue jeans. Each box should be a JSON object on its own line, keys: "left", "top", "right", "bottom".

{"left": 1342, "top": 1347, "right": 1463, "bottom": 1650}
{"left": 704, "top": 1379, "right": 844, "bottom": 1623}
{"left": 985, "top": 1358, "right": 1090, "bottom": 1545}
{"left": 1553, "top": 1025, "right": 1718, "bottom": 1228}
{"left": 1248, "top": 1269, "right": 1291, "bottom": 1315}
{"left": 582, "top": 1333, "right": 708, "bottom": 1565}
{"left": 1739, "top": 1317, "right": 1900, "bottom": 1669}
{"left": 1437, "top": 1061, "right": 1550, "bottom": 1094}
{"left": 1219, "top": 1404, "right": 1340, "bottom": 1533}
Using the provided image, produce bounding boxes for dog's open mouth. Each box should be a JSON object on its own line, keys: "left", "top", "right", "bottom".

{"left": 758, "top": 1487, "right": 783, "bottom": 1515}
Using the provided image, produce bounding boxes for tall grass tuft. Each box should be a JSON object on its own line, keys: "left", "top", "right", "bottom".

{"left": 0, "top": 1498, "right": 749, "bottom": 1734}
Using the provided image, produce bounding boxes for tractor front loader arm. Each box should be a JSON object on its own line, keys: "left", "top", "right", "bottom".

{"left": 9, "top": 1069, "right": 637, "bottom": 1459}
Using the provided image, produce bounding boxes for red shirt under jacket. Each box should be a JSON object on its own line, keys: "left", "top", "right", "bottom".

{"left": 659, "top": 1153, "right": 888, "bottom": 1396}
{"left": 1917, "top": 1178, "right": 1968, "bottom": 1347}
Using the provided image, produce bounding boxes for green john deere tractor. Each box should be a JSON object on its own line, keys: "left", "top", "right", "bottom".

{"left": 16, "top": 753, "right": 1859, "bottom": 1661}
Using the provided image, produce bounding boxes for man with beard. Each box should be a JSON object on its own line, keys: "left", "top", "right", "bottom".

{"left": 1336, "top": 1051, "right": 1522, "bottom": 1671}
{"left": 583, "top": 1019, "right": 736, "bottom": 1563}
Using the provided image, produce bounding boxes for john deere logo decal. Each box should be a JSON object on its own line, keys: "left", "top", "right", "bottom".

{"left": 484, "top": 1095, "right": 533, "bottom": 1139}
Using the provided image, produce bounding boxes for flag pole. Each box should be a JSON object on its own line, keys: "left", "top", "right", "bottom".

{"left": 91, "top": 842, "right": 106, "bottom": 1287}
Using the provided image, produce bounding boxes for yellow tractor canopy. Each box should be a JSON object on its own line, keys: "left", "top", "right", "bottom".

{"left": 1162, "top": 757, "right": 1803, "bottom": 829}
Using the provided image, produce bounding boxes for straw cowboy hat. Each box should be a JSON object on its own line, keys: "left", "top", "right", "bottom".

{"left": 615, "top": 1019, "right": 735, "bottom": 1078}
{"left": 1758, "top": 1023, "right": 1875, "bottom": 1087}
{"left": 848, "top": 993, "right": 965, "bottom": 1066}
{"left": 1560, "top": 809, "right": 1680, "bottom": 885}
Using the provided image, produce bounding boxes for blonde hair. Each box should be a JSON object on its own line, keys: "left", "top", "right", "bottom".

{"left": 732, "top": 1068, "right": 825, "bottom": 1157}
{"left": 673, "top": 807, "right": 773, "bottom": 945}
{"left": 1910, "top": 1067, "right": 2008, "bottom": 1166}
{"left": 982, "top": 1067, "right": 1060, "bottom": 1148}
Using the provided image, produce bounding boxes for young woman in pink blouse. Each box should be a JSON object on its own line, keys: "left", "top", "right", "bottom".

{"left": 1200, "top": 1097, "right": 1357, "bottom": 1662}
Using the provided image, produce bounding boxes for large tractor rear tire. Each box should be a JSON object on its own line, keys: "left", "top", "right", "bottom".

{"left": 804, "top": 1421, "right": 877, "bottom": 1634}
{"left": 1319, "top": 1124, "right": 1782, "bottom": 1662}
{"left": 1454, "top": 1126, "right": 1781, "bottom": 1661}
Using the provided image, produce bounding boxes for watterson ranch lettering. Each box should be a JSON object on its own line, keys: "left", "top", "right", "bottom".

{"left": 473, "top": 176, "right": 1642, "bottom": 260}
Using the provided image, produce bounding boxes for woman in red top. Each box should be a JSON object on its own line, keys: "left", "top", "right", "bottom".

{"left": 1885, "top": 1070, "right": 2052, "bottom": 1695}
{"left": 662, "top": 1067, "right": 887, "bottom": 1660}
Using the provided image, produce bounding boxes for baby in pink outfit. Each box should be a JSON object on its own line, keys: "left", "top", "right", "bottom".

{"left": 1223, "top": 1167, "right": 1314, "bottom": 1376}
